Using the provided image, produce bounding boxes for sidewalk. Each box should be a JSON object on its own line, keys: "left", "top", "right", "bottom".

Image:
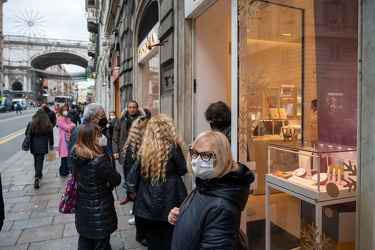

{"left": 0, "top": 128, "right": 146, "bottom": 250}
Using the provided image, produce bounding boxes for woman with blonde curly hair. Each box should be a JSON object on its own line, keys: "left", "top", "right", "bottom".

{"left": 132, "top": 114, "right": 188, "bottom": 250}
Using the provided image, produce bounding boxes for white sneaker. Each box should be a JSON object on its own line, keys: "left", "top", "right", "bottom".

{"left": 128, "top": 217, "right": 135, "bottom": 225}
{"left": 129, "top": 209, "right": 133, "bottom": 215}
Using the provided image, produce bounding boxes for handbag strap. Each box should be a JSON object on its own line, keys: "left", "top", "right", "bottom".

{"left": 180, "top": 188, "right": 196, "bottom": 208}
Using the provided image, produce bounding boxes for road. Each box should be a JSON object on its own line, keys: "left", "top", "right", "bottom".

{"left": 0, "top": 107, "right": 39, "bottom": 164}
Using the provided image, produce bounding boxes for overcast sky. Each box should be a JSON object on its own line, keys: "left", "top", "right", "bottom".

{"left": 3, "top": 0, "right": 90, "bottom": 40}
{"left": 3, "top": 0, "right": 90, "bottom": 73}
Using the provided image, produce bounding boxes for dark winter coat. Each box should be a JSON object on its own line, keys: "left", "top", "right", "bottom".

{"left": 70, "top": 149, "right": 121, "bottom": 239}
{"left": 0, "top": 173, "right": 4, "bottom": 231}
{"left": 123, "top": 144, "right": 137, "bottom": 178}
{"left": 171, "top": 163, "right": 254, "bottom": 250}
{"left": 67, "top": 109, "right": 81, "bottom": 126}
{"left": 27, "top": 122, "right": 54, "bottom": 155}
{"left": 112, "top": 108, "right": 145, "bottom": 165}
{"left": 42, "top": 107, "right": 56, "bottom": 127}
{"left": 133, "top": 143, "right": 188, "bottom": 222}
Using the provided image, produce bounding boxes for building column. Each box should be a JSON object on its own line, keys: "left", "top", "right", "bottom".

{"left": 358, "top": 0, "right": 375, "bottom": 248}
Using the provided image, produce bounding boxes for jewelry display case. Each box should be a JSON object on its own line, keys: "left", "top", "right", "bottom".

{"left": 265, "top": 142, "right": 357, "bottom": 249}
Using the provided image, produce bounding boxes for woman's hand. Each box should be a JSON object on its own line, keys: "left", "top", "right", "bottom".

{"left": 168, "top": 207, "right": 180, "bottom": 225}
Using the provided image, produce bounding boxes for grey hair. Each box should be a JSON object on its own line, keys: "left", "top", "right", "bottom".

{"left": 83, "top": 103, "right": 104, "bottom": 121}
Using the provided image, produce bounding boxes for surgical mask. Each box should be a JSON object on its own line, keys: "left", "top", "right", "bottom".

{"left": 191, "top": 158, "right": 214, "bottom": 180}
{"left": 98, "top": 117, "right": 108, "bottom": 127}
{"left": 109, "top": 115, "right": 116, "bottom": 120}
{"left": 63, "top": 111, "right": 68, "bottom": 116}
{"left": 98, "top": 134, "right": 107, "bottom": 147}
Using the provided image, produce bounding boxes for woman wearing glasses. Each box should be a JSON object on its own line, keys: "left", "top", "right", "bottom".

{"left": 168, "top": 131, "right": 254, "bottom": 249}
{"left": 70, "top": 123, "right": 121, "bottom": 250}
{"left": 131, "top": 114, "right": 188, "bottom": 250}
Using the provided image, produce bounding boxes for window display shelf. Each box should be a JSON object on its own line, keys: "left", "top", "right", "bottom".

{"left": 265, "top": 142, "right": 357, "bottom": 249}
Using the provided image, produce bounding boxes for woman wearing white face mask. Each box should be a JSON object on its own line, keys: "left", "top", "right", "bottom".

{"left": 70, "top": 123, "right": 121, "bottom": 250}
{"left": 57, "top": 106, "right": 76, "bottom": 177}
{"left": 169, "top": 131, "right": 254, "bottom": 250}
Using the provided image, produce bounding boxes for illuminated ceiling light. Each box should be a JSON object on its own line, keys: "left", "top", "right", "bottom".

{"left": 282, "top": 33, "right": 292, "bottom": 36}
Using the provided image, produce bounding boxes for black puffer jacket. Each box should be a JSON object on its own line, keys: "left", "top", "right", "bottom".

{"left": 71, "top": 150, "right": 121, "bottom": 239}
{"left": 28, "top": 122, "right": 54, "bottom": 155}
{"left": 171, "top": 163, "right": 254, "bottom": 250}
{"left": 123, "top": 144, "right": 137, "bottom": 177}
{"left": 133, "top": 143, "right": 188, "bottom": 222}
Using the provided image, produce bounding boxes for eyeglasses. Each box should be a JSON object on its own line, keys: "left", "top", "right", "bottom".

{"left": 138, "top": 116, "right": 147, "bottom": 123}
{"left": 189, "top": 149, "right": 216, "bottom": 162}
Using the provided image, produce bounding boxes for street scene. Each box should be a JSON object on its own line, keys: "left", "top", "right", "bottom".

{"left": 1, "top": 0, "right": 375, "bottom": 249}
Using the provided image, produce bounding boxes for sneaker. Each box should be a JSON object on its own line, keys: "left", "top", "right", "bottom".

{"left": 128, "top": 217, "right": 135, "bottom": 225}
{"left": 129, "top": 209, "right": 132, "bottom": 215}
{"left": 34, "top": 178, "right": 40, "bottom": 189}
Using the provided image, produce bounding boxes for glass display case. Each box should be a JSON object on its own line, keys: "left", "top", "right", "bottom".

{"left": 265, "top": 142, "right": 357, "bottom": 249}
{"left": 266, "top": 142, "right": 357, "bottom": 201}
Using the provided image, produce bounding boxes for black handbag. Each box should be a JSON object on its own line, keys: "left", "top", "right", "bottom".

{"left": 124, "top": 160, "right": 141, "bottom": 192}
{"left": 22, "top": 122, "right": 31, "bottom": 151}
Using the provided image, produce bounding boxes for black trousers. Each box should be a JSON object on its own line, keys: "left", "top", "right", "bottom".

{"left": 33, "top": 154, "right": 44, "bottom": 178}
{"left": 147, "top": 219, "right": 174, "bottom": 250}
{"left": 135, "top": 216, "right": 148, "bottom": 241}
{"left": 78, "top": 234, "right": 111, "bottom": 250}
{"left": 59, "top": 157, "right": 69, "bottom": 176}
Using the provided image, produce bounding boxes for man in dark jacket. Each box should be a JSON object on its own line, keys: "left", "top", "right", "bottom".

{"left": 112, "top": 101, "right": 145, "bottom": 166}
{"left": 67, "top": 104, "right": 81, "bottom": 126}
{"left": 42, "top": 102, "right": 56, "bottom": 127}
{"left": 204, "top": 101, "right": 231, "bottom": 143}
{"left": 67, "top": 103, "right": 112, "bottom": 174}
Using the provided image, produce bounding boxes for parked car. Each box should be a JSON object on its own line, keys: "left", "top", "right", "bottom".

{"left": 12, "top": 98, "right": 27, "bottom": 110}
{"left": 0, "top": 97, "right": 13, "bottom": 112}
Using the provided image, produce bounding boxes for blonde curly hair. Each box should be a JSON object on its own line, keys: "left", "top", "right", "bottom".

{"left": 138, "top": 114, "right": 187, "bottom": 184}
{"left": 123, "top": 116, "right": 149, "bottom": 159}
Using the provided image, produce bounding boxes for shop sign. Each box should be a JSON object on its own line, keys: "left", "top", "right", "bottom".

{"left": 185, "top": 0, "right": 217, "bottom": 19}
{"left": 138, "top": 32, "right": 159, "bottom": 62}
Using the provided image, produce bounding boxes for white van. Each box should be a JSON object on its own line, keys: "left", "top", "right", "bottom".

{"left": 12, "top": 98, "right": 27, "bottom": 110}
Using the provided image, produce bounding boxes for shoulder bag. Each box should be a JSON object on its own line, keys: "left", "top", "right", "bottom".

{"left": 59, "top": 176, "right": 77, "bottom": 214}
{"left": 22, "top": 122, "right": 31, "bottom": 151}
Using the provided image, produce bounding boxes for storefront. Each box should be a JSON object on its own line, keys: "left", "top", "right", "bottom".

{"left": 186, "top": 0, "right": 358, "bottom": 248}
{"left": 136, "top": 1, "right": 160, "bottom": 116}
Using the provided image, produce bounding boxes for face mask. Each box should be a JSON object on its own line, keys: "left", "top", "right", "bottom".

{"left": 63, "top": 111, "right": 68, "bottom": 116}
{"left": 191, "top": 158, "right": 214, "bottom": 180}
{"left": 109, "top": 115, "right": 116, "bottom": 120}
{"left": 98, "top": 134, "right": 107, "bottom": 147}
{"left": 98, "top": 117, "right": 108, "bottom": 127}
{"left": 210, "top": 121, "right": 229, "bottom": 132}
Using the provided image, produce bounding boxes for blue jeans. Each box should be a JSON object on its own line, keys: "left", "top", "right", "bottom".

{"left": 78, "top": 235, "right": 111, "bottom": 250}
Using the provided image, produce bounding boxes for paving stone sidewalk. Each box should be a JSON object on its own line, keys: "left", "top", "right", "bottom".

{"left": 0, "top": 128, "right": 146, "bottom": 250}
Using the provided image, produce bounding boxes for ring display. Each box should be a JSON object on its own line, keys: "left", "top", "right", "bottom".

{"left": 293, "top": 168, "right": 307, "bottom": 178}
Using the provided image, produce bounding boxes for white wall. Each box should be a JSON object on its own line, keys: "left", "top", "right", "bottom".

{"left": 194, "top": 0, "right": 231, "bottom": 139}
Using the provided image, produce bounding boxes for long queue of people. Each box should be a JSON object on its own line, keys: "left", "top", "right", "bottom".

{"left": 23, "top": 100, "right": 254, "bottom": 250}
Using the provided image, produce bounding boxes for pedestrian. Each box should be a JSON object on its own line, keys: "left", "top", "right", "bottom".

{"left": 204, "top": 101, "right": 231, "bottom": 142}
{"left": 54, "top": 104, "right": 60, "bottom": 115}
{"left": 67, "top": 103, "right": 112, "bottom": 175}
{"left": 130, "top": 114, "right": 188, "bottom": 250}
{"left": 57, "top": 105, "right": 76, "bottom": 177}
{"left": 106, "top": 111, "right": 117, "bottom": 170}
{"left": 168, "top": 131, "right": 254, "bottom": 249}
{"left": 0, "top": 173, "right": 4, "bottom": 231}
{"left": 112, "top": 101, "right": 145, "bottom": 174}
{"left": 26, "top": 109, "right": 54, "bottom": 188}
{"left": 16, "top": 102, "right": 22, "bottom": 114}
{"left": 122, "top": 116, "right": 150, "bottom": 246}
{"left": 42, "top": 102, "right": 56, "bottom": 127}
{"left": 70, "top": 123, "right": 121, "bottom": 250}
{"left": 67, "top": 104, "right": 82, "bottom": 126}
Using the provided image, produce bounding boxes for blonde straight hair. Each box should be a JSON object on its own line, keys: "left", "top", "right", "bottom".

{"left": 188, "top": 131, "right": 238, "bottom": 178}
